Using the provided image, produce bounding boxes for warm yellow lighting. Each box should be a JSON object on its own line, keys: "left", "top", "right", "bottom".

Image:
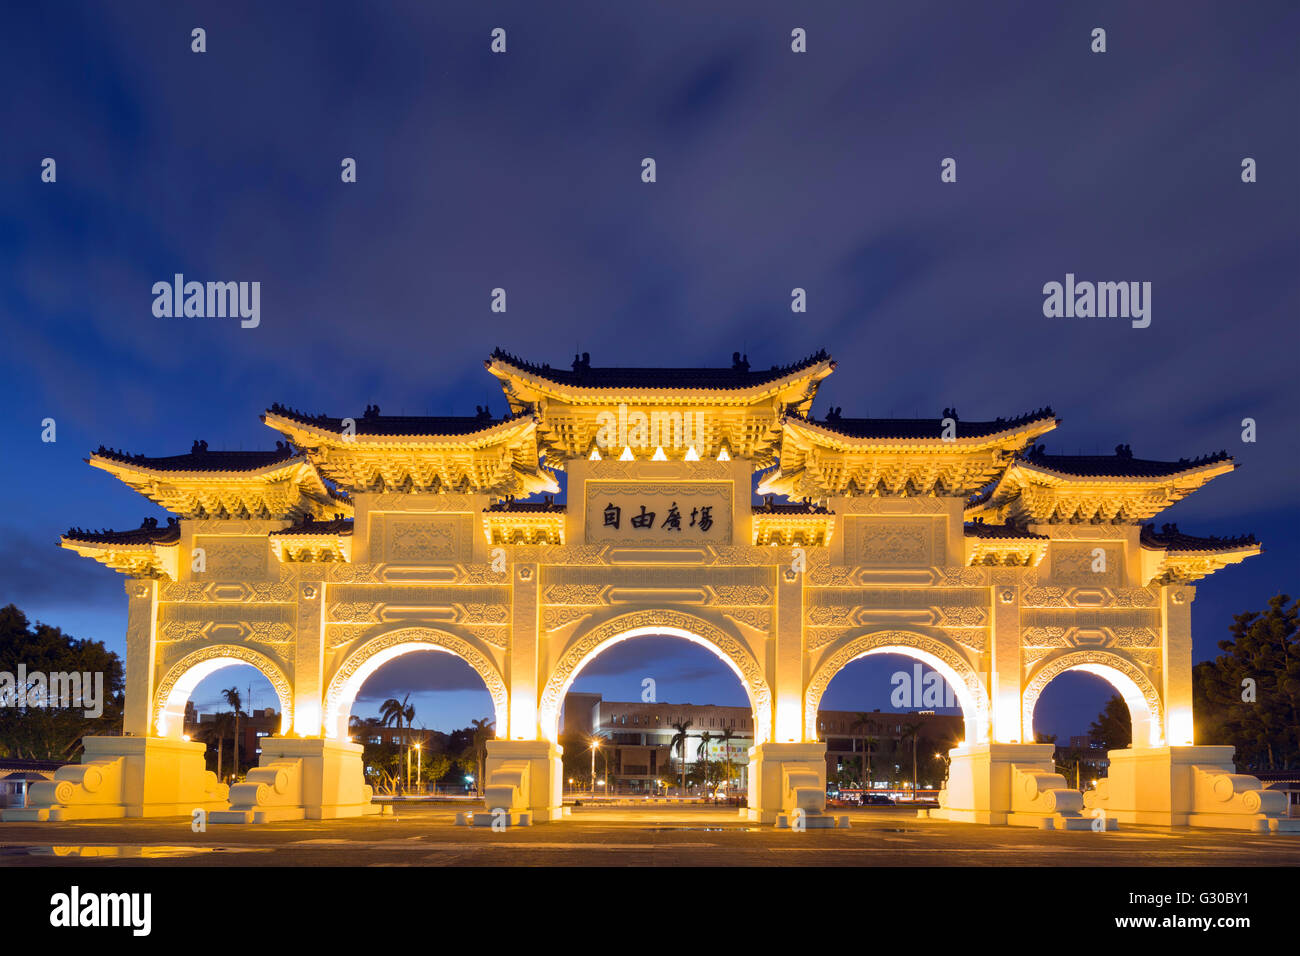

{"left": 182, "top": 734, "right": 191, "bottom": 742}
{"left": 619, "top": 446, "right": 634, "bottom": 461}
{"left": 651, "top": 446, "right": 667, "bottom": 461}
{"left": 589, "top": 447, "right": 602, "bottom": 461}
{"left": 716, "top": 447, "right": 730, "bottom": 462}
{"left": 684, "top": 446, "right": 700, "bottom": 461}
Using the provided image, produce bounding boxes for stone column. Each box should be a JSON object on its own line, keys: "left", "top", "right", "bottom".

{"left": 292, "top": 575, "right": 326, "bottom": 737}
{"left": 1161, "top": 584, "right": 1195, "bottom": 747}
{"left": 122, "top": 577, "right": 159, "bottom": 737}
{"left": 989, "top": 583, "right": 1022, "bottom": 744}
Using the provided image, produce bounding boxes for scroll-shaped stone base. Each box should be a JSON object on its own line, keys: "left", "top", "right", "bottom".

{"left": 1, "top": 736, "right": 228, "bottom": 822}
{"left": 479, "top": 739, "right": 563, "bottom": 824}
{"left": 1084, "top": 745, "right": 1299, "bottom": 832}
{"left": 932, "top": 742, "right": 1093, "bottom": 827}
{"left": 1008, "top": 764, "right": 1106, "bottom": 830}
{"left": 210, "top": 737, "right": 377, "bottom": 824}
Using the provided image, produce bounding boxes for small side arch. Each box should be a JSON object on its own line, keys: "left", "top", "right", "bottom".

{"left": 1022, "top": 650, "right": 1163, "bottom": 749}
{"left": 322, "top": 626, "right": 509, "bottom": 741}
{"left": 805, "top": 630, "right": 990, "bottom": 745}
{"left": 153, "top": 645, "right": 293, "bottom": 738}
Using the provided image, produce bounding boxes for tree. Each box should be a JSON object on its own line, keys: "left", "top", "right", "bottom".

{"left": 1088, "top": 695, "right": 1132, "bottom": 750}
{"left": 717, "top": 727, "right": 738, "bottom": 793}
{"left": 669, "top": 720, "right": 693, "bottom": 796}
{"left": 0, "top": 605, "right": 125, "bottom": 760}
{"left": 900, "top": 721, "right": 924, "bottom": 797}
{"left": 1195, "top": 594, "right": 1300, "bottom": 770}
{"left": 379, "top": 695, "right": 410, "bottom": 792}
{"left": 199, "top": 711, "right": 234, "bottom": 782}
{"left": 221, "top": 687, "right": 242, "bottom": 780}
{"left": 696, "top": 732, "right": 713, "bottom": 798}
{"left": 469, "top": 717, "right": 494, "bottom": 795}
{"left": 850, "top": 713, "right": 875, "bottom": 787}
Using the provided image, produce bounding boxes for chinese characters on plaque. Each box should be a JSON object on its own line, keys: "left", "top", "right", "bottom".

{"left": 602, "top": 501, "right": 714, "bottom": 534}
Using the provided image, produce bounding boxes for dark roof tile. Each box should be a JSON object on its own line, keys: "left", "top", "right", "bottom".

{"left": 1140, "top": 523, "right": 1257, "bottom": 552}
{"left": 94, "top": 441, "right": 298, "bottom": 472}
{"left": 64, "top": 517, "right": 181, "bottom": 545}
{"left": 266, "top": 403, "right": 528, "bottom": 437}
{"left": 807, "top": 407, "right": 1055, "bottom": 440}
{"left": 1018, "top": 445, "right": 1232, "bottom": 478}
{"left": 488, "top": 348, "right": 832, "bottom": 390}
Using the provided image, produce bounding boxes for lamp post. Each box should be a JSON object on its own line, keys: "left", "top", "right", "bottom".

{"left": 590, "top": 738, "right": 600, "bottom": 797}
{"left": 414, "top": 742, "right": 422, "bottom": 795}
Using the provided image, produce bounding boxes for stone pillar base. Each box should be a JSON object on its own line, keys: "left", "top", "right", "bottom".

{"left": 480, "top": 739, "right": 563, "bottom": 824}
{"left": 211, "top": 737, "right": 377, "bottom": 824}
{"left": 748, "top": 742, "right": 828, "bottom": 826}
{"left": 1, "top": 736, "right": 228, "bottom": 822}
{"left": 933, "top": 742, "right": 1094, "bottom": 829}
{"left": 1084, "top": 745, "right": 1298, "bottom": 832}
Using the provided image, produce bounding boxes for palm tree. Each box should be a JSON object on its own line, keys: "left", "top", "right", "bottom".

{"left": 402, "top": 701, "right": 416, "bottom": 789}
{"left": 221, "top": 688, "right": 243, "bottom": 780}
{"left": 469, "top": 717, "right": 494, "bottom": 796}
{"left": 379, "top": 695, "right": 409, "bottom": 793}
{"left": 696, "top": 732, "right": 714, "bottom": 799}
{"left": 850, "top": 713, "right": 875, "bottom": 788}
{"left": 900, "top": 721, "right": 924, "bottom": 798}
{"left": 717, "top": 727, "right": 737, "bottom": 795}
{"left": 200, "top": 711, "right": 234, "bottom": 782}
{"left": 669, "top": 720, "right": 693, "bottom": 797}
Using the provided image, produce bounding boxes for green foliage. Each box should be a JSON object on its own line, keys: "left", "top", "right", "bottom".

{"left": 1194, "top": 594, "right": 1300, "bottom": 771}
{"left": 1088, "top": 695, "right": 1131, "bottom": 750}
{"left": 0, "top": 604, "right": 125, "bottom": 760}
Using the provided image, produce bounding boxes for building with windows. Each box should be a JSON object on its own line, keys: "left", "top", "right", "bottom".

{"left": 561, "top": 692, "right": 961, "bottom": 794}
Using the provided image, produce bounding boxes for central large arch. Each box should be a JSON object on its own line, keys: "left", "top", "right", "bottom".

{"left": 537, "top": 609, "right": 773, "bottom": 746}
{"left": 322, "top": 626, "right": 509, "bottom": 741}
{"left": 804, "top": 629, "right": 990, "bottom": 746}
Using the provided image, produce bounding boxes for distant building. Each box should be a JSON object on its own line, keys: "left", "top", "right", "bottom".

{"left": 561, "top": 692, "right": 961, "bottom": 794}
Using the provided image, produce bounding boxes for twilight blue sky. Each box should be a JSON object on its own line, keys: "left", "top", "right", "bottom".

{"left": 1, "top": 2, "right": 1296, "bottom": 740}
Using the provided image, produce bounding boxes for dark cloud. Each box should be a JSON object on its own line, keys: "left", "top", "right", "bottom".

{"left": 1, "top": 1, "right": 1295, "bottom": 740}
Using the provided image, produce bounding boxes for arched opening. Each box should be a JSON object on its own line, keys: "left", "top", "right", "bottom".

{"left": 1023, "top": 654, "right": 1162, "bottom": 753}
{"left": 338, "top": 648, "right": 498, "bottom": 797}
{"left": 541, "top": 616, "right": 770, "bottom": 806}
{"left": 1025, "top": 668, "right": 1129, "bottom": 792}
{"left": 322, "top": 628, "right": 508, "bottom": 797}
{"left": 152, "top": 648, "right": 293, "bottom": 785}
{"left": 813, "top": 651, "right": 966, "bottom": 805}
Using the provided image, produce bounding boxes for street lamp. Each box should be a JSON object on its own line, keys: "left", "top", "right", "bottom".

{"left": 414, "top": 742, "right": 422, "bottom": 795}
{"left": 590, "top": 737, "right": 601, "bottom": 796}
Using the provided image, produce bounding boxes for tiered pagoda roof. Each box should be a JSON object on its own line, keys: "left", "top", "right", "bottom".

{"left": 61, "top": 517, "right": 181, "bottom": 578}
{"left": 262, "top": 404, "right": 558, "bottom": 497}
{"left": 1138, "top": 522, "right": 1261, "bottom": 585}
{"left": 62, "top": 350, "right": 1260, "bottom": 582}
{"left": 486, "top": 348, "right": 835, "bottom": 465}
{"left": 88, "top": 441, "right": 344, "bottom": 519}
{"left": 965, "top": 444, "right": 1236, "bottom": 524}
{"left": 757, "top": 407, "right": 1059, "bottom": 499}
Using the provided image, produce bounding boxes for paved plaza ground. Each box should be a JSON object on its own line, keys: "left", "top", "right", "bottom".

{"left": 2, "top": 803, "right": 1298, "bottom": 867}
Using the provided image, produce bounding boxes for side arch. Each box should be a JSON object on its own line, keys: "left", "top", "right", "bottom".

{"left": 805, "top": 630, "right": 990, "bottom": 746}
{"left": 153, "top": 645, "right": 293, "bottom": 738}
{"left": 322, "top": 626, "right": 509, "bottom": 741}
{"left": 1022, "top": 650, "right": 1163, "bottom": 749}
{"left": 537, "top": 609, "right": 772, "bottom": 745}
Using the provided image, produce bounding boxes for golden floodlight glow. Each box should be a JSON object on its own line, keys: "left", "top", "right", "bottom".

{"left": 40, "top": 351, "right": 1263, "bottom": 828}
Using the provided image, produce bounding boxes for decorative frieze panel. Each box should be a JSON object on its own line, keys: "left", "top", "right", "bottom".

{"left": 192, "top": 538, "right": 271, "bottom": 579}
{"left": 846, "top": 517, "right": 944, "bottom": 567}
{"left": 1049, "top": 542, "right": 1123, "bottom": 586}
{"left": 382, "top": 515, "right": 469, "bottom": 562}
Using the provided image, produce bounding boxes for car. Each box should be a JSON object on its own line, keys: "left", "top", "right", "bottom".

{"left": 863, "top": 794, "right": 894, "bottom": 806}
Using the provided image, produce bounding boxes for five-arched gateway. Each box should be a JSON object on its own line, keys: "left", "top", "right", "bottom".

{"left": 537, "top": 609, "right": 772, "bottom": 746}
{"left": 25, "top": 349, "right": 1278, "bottom": 829}
{"left": 804, "top": 629, "right": 990, "bottom": 747}
{"left": 1022, "top": 651, "right": 1164, "bottom": 749}
{"left": 153, "top": 645, "right": 294, "bottom": 738}
{"left": 323, "top": 626, "right": 509, "bottom": 741}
